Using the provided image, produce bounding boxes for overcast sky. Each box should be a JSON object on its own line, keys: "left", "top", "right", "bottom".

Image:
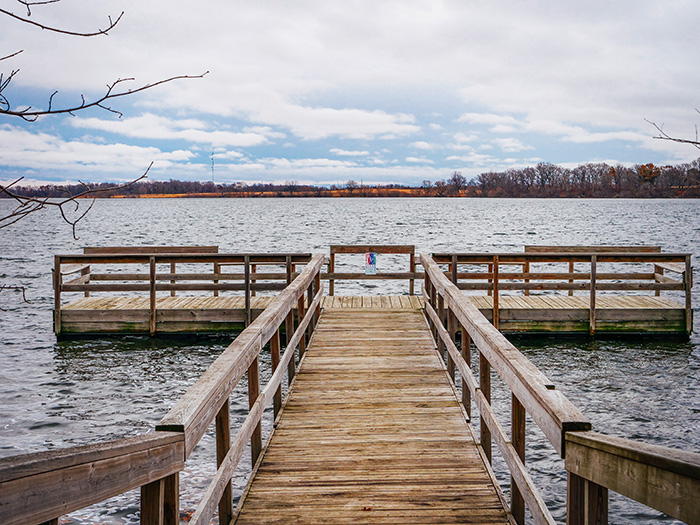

{"left": 1, "top": 0, "right": 699, "bottom": 186}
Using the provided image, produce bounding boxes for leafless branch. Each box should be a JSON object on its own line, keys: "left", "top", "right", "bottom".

{"left": 17, "top": 0, "right": 61, "bottom": 17}
{"left": 0, "top": 6, "right": 123, "bottom": 36}
{"left": 645, "top": 114, "right": 700, "bottom": 150}
{"left": 0, "top": 284, "right": 31, "bottom": 311}
{"left": 0, "top": 72, "right": 209, "bottom": 121}
{"left": 0, "top": 162, "right": 152, "bottom": 238}
{"left": 0, "top": 50, "right": 23, "bottom": 62}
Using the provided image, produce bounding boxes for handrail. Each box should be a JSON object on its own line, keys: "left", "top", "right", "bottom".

{"left": 0, "top": 432, "right": 184, "bottom": 525}
{"left": 327, "top": 244, "right": 417, "bottom": 295}
{"left": 53, "top": 252, "right": 313, "bottom": 334}
{"left": 421, "top": 252, "right": 699, "bottom": 524}
{"left": 432, "top": 251, "right": 693, "bottom": 334}
{"left": 3, "top": 254, "right": 325, "bottom": 525}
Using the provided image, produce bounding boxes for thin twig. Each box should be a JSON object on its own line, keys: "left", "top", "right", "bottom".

{"left": 0, "top": 162, "right": 153, "bottom": 238}
{"left": 0, "top": 72, "right": 209, "bottom": 121}
{"left": 645, "top": 118, "right": 700, "bottom": 149}
{"left": 0, "top": 7, "right": 123, "bottom": 37}
{"left": 17, "top": 0, "right": 61, "bottom": 17}
{"left": 0, "top": 50, "right": 23, "bottom": 62}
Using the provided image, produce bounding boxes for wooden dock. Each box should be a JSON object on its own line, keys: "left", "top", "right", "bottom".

{"left": 3, "top": 251, "right": 699, "bottom": 525}
{"left": 235, "top": 307, "right": 510, "bottom": 524}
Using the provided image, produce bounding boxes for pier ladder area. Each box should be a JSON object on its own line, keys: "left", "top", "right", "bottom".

{"left": 2, "top": 248, "right": 698, "bottom": 524}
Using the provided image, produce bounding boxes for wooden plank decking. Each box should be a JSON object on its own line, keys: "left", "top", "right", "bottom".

{"left": 57, "top": 294, "right": 687, "bottom": 335}
{"left": 234, "top": 307, "right": 511, "bottom": 524}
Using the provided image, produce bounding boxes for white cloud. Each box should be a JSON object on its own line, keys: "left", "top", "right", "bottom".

{"left": 410, "top": 141, "right": 433, "bottom": 150}
{"left": 406, "top": 156, "right": 434, "bottom": 164}
{"left": 70, "top": 114, "right": 269, "bottom": 147}
{"left": 330, "top": 148, "right": 370, "bottom": 156}
{"left": 493, "top": 138, "right": 533, "bottom": 153}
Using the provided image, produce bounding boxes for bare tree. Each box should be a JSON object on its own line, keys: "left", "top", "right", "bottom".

{"left": 646, "top": 111, "right": 700, "bottom": 150}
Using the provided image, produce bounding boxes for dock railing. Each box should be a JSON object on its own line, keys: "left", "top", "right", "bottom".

{"left": 326, "top": 244, "right": 418, "bottom": 295}
{"left": 432, "top": 251, "right": 692, "bottom": 334}
{"left": 54, "top": 250, "right": 312, "bottom": 333}
{"left": 2, "top": 253, "right": 326, "bottom": 525}
{"left": 421, "top": 253, "right": 700, "bottom": 524}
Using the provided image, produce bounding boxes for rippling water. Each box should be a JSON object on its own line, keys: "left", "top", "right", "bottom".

{"left": 0, "top": 197, "right": 698, "bottom": 524}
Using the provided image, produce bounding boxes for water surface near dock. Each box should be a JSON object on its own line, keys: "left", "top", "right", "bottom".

{"left": 1, "top": 197, "right": 698, "bottom": 523}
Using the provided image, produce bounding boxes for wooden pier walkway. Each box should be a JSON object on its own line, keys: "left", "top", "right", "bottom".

{"left": 3, "top": 250, "right": 699, "bottom": 525}
{"left": 235, "top": 307, "right": 510, "bottom": 524}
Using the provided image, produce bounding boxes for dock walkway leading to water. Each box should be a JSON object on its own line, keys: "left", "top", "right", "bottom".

{"left": 2, "top": 248, "right": 699, "bottom": 525}
{"left": 234, "top": 307, "right": 510, "bottom": 524}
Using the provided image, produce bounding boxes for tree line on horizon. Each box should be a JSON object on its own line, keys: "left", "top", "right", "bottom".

{"left": 4, "top": 158, "right": 700, "bottom": 199}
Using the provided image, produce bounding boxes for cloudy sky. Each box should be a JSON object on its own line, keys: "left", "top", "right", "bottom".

{"left": 1, "top": 0, "right": 699, "bottom": 186}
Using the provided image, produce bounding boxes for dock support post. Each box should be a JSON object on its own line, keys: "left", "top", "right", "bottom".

{"left": 567, "top": 472, "right": 608, "bottom": 525}
{"left": 447, "top": 310, "right": 456, "bottom": 380}
{"left": 685, "top": 255, "right": 693, "bottom": 335}
{"left": 149, "top": 256, "right": 156, "bottom": 336}
{"left": 244, "top": 256, "right": 251, "bottom": 326}
{"left": 589, "top": 256, "right": 596, "bottom": 336}
{"left": 271, "top": 328, "right": 282, "bottom": 417}
{"left": 216, "top": 399, "right": 233, "bottom": 524}
{"left": 141, "top": 478, "right": 164, "bottom": 525}
{"left": 461, "top": 324, "right": 471, "bottom": 418}
{"left": 213, "top": 262, "right": 219, "bottom": 297}
{"left": 314, "top": 272, "right": 322, "bottom": 327}
{"left": 437, "top": 293, "right": 446, "bottom": 358}
{"left": 511, "top": 394, "right": 526, "bottom": 524}
{"left": 248, "top": 356, "right": 262, "bottom": 466}
{"left": 492, "top": 256, "right": 499, "bottom": 330}
{"left": 170, "top": 262, "right": 177, "bottom": 297}
{"left": 479, "top": 352, "right": 492, "bottom": 463}
{"left": 286, "top": 311, "right": 296, "bottom": 384}
{"left": 163, "top": 473, "right": 179, "bottom": 525}
{"left": 524, "top": 261, "right": 530, "bottom": 296}
{"left": 451, "top": 255, "right": 458, "bottom": 284}
{"left": 329, "top": 251, "right": 335, "bottom": 296}
{"left": 410, "top": 251, "right": 416, "bottom": 295}
{"left": 53, "top": 256, "right": 61, "bottom": 335}
{"left": 298, "top": 293, "right": 307, "bottom": 358}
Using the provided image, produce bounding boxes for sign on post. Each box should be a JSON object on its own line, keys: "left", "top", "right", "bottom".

{"left": 365, "top": 252, "right": 377, "bottom": 275}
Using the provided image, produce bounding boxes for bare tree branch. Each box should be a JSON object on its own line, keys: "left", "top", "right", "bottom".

{"left": 1, "top": 162, "right": 153, "bottom": 238}
{"left": 0, "top": 50, "right": 23, "bottom": 62}
{"left": 646, "top": 113, "right": 700, "bottom": 150}
{"left": 17, "top": 0, "right": 62, "bottom": 17}
{"left": 0, "top": 72, "right": 209, "bottom": 120}
{"left": 0, "top": 6, "right": 123, "bottom": 37}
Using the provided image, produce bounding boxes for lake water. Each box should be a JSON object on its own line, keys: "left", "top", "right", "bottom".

{"left": 0, "top": 197, "right": 698, "bottom": 524}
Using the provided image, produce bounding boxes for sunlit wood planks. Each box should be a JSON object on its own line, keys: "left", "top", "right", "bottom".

{"left": 234, "top": 308, "right": 511, "bottom": 525}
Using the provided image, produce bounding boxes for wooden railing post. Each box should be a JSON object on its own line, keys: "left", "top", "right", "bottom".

{"left": 149, "top": 256, "right": 157, "bottom": 336}
{"left": 409, "top": 251, "right": 416, "bottom": 295}
{"left": 569, "top": 261, "right": 575, "bottom": 296}
{"left": 479, "top": 352, "right": 492, "bottom": 463}
{"left": 451, "top": 254, "right": 458, "bottom": 284}
{"left": 170, "top": 262, "right": 177, "bottom": 297}
{"left": 271, "top": 327, "right": 283, "bottom": 417}
{"left": 286, "top": 309, "right": 296, "bottom": 384}
{"left": 314, "top": 272, "right": 322, "bottom": 324}
{"left": 141, "top": 478, "right": 164, "bottom": 525}
{"left": 461, "top": 323, "right": 471, "bottom": 418}
{"left": 492, "top": 256, "right": 499, "bottom": 330}
{"left": 589, "top": 255, "right": 596, "bottom": 336}
{"left": 250, "top": 264, "right": 257, "bottom": 297}
{"left": 685, "top": 254, "right": 693, "bottom": 335}
{"left": 244, "top": 256, "right": 251, "bottom": 326}
{"left": 306, "top": 281, "right": 314, "bottom": 341}
{"left": 437, "top": 292, "right": 446, "bottom": 357}
{"left": 567, "top": 472, "right": 608, "bottom": 525}
{"left": 163, "top": 473, "right": 179, "bottom": 525}
{"left": 329, "top": 251, "right": 336, "bottom": 296}
{"left": 524, "top": 260, "right": 530, "bottom": 296}
{"left": 298, "top": 290, "right": 307, "bottom": 357}
{"left": 213, "top": 262, "right": 219, "bottom": 297}
{"left": 447, "top": 309, "right": 457, "bottom": 380}
{"left": 53, "top": 255, "right": 62, "bottom": 335}
{"left": 82, "top": 265, "right": 91, "bottom": 297}
{"left": 511, "top": 394, "right": 526, "bottom": 524}
{"left": 248, "top": 356, "right": 262, "bottom": 466}
{"left": 216, "top": 399, "right": 233, "bottom": 524}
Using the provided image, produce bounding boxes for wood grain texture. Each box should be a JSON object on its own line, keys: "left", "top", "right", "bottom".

{"left": 234, "top": 308, "right": 511, "bottom": 524}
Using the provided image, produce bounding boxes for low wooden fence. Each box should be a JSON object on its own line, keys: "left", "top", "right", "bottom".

{"left": 2, "top": 253, "right": 326, "bottom": 525}
{"left": 54, "top": 249, "right": 312, "bottom": 333}
{"left": 421, "top": 253, "right": 700, "bottom": 525}
{"left": 326, "top": 244, "right": 419, "bottom": 295}
{"left": 432, "top": 250, "right": 693, "bottom": 334}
